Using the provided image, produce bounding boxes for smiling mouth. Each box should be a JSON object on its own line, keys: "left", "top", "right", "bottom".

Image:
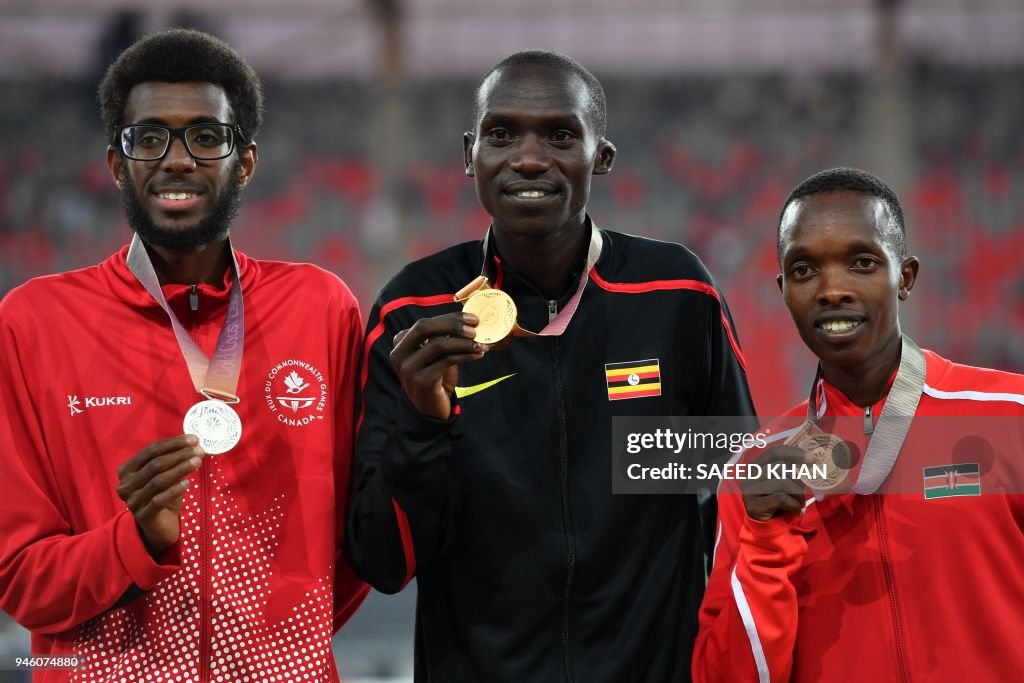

{"left": 158, "top": 192, "right": 199, "bottom": 201}
{"left": 508, "top": 189, "right": 556, "bottom": 199}
{"left": 817, "top": 320, "right": 863, "bottom": 333}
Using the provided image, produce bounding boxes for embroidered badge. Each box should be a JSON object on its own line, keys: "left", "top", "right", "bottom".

{"left": 923, "top": 463, "right": 981, "bottom": 499}
{"left": 605, "top": 359, "right": 661, "bottom": 401}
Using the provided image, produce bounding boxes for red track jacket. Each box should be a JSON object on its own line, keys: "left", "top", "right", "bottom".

{"left": 0, "top": 246, "right": 368, "bottom": 682}
{"left": 694, "top": 350, "right": 1024, "bottom": 682}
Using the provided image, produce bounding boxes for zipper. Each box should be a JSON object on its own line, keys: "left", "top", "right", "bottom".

{"left": 874, "top": 496, "right": 910, "bottom": 682}
{"left": 199, "top": 464, "right": 211, "bottom": 682}
{"left": 553, "top": 340, "right": 576, "bottom": 683}
{"left": 192, "top": 283, "right": 209, "bottom": 681}
{"left": 864, "top": 405, "right": 874, "bottom": 434}
{"left": 548, "top": 300, "right": 558, "bottom": 324}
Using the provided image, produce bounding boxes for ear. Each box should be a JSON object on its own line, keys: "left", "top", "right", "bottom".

{"left": 238, "top": 142, "right": 258, "bottom": 187}
{"left": 463, "top": 132, "right": 475, "bottom": 177}
{"left": 106, "top": 146, "right": 124, "bottom": 188}
{"left": 898, "top": 256, "right": 919, "bottom": 301}
{"left": 592, "top": 138, "right": 616, "bottom": 175}
{"left": 776, "top": 272, "right": 784, "bottom": 292}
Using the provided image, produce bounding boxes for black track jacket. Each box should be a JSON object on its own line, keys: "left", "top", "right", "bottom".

{"left": 347, "top": 224, "right": 756, "bottom": 682}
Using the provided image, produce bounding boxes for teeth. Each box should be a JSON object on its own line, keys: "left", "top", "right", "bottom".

{"left": 159, "top": 192, "right": 196, "bottom": 200}
{"left": 821, "top": 320, "right": 860, "bottom": 333}
{"left": 515, "top": 190, "right": 547, "bottom": 198}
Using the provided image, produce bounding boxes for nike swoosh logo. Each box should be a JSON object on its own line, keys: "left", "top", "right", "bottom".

{"left": 455, "top": 373, "right": 517, "bottom": 398}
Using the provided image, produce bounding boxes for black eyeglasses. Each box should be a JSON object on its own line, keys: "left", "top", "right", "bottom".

{"left": 116, "top": 123, "right": 242, "bottom": 161}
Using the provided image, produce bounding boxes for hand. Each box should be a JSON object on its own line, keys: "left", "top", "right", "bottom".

{"left": 390, "top": 313, "right": 489, "bottom": 419}
{"left": 741, "top": 445, "right": 813, "bottom": 522}
{"left": 116, "top": 435, "right": 205, "bottom": 557}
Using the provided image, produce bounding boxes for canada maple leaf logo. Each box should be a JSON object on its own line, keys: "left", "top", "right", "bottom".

{"left": 284, "top": 371, "right": 310, "bottom": 394}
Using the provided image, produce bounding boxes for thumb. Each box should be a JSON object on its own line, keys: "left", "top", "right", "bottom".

{"left": 441, "top": 364, "right": 460, "bottom": 395}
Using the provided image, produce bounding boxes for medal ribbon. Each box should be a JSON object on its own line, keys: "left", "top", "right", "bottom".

{"left": 126, "top": 234, "right": 245, "bottom": 404}
{"left": 457, "top": 224, "right": 604, "bottom": 337}
{"left": 806, "top": 335, "right": 925, "bottom": 494}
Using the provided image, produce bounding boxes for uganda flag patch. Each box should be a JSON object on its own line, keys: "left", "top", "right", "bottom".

{"left": 923, "top": 463, "right": 981, "bottom": 499}
{"left": 605, "top": 358, "right": 661, "bottom": 401}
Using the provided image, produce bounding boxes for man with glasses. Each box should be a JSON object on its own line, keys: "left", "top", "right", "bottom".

{"left": 0, "top": 29, "right": 367, "bottom": 681}
{"left": 346, "top": 50, "right": 754, "bottom": 680}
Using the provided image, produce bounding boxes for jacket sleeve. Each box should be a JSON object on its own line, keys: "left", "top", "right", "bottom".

{"left": 700, "top": 286, "right": 757, "bottom": 419}
{"left": 330, "top": 289, "right": 371, "bottom": 633}
{"left": 694, "top": 286, "right": 758, "bottom": 568}
{"left": 0, "top": 306, "right": 179, "bottom": 634}
{"left": 344, "top": 298, "right": 455, "bottom": 594}
{"left": 692, "top": 485, "right": 809, "bottom": 683}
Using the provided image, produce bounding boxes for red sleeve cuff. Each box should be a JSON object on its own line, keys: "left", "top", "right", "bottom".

{"left": 742, "top": 514, "right": 794, "bottom": 540}
{"left": 113, "top": 510, "right": 180, "bottom": 589}
{"left": 740, "top": 512, "right": 810, "bottom": 565}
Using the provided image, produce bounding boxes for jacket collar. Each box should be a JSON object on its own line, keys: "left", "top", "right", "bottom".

{"left": 99, "top": 240, "right": 259, "bottom": 313}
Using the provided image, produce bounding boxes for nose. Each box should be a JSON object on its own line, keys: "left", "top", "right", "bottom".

{"left": 161, "top": 136, "right": 196, "bottom": 173}
{"left": 509, "top": 133, "right": 552, "bottom": 176}
{"left": 815, "top": 266, "right": 855, "bottom": 306}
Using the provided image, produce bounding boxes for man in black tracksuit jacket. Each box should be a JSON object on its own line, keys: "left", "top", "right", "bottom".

{"left": 346, "top": 51, "right": 756, "bottom": 682}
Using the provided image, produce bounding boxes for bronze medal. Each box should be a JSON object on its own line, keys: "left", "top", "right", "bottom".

{"left": 462, "top": 289, "right": 517, "bottom": 344}
{"left": 785, "top": 422, "right": 850, "bottom": 490}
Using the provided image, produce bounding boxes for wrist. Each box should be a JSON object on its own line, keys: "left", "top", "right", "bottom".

{"left": 137, "top": 524, "right": 174, "bottom": 558}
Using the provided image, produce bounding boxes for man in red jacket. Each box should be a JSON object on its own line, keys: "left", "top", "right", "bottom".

{"left": 0, "top": 29, "right": 366, "bottom": 681}
{"left": 693, "top": 167, "right": 1024, "bottom": 681}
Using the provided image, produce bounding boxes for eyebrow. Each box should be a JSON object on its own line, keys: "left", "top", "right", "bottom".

{"left": 132, "top": 116, "right": 228, "bottom": 126}
{"left": 845, "top": 239, "right": 887, "bottom": 254}
{"left": 785, "top": 238, "right": 888, "bottom": 263}
{"left": 480, "top": 111, "right": 584, "bottom": 130}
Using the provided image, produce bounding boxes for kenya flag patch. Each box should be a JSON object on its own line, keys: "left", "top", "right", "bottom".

{"left": 924, "top": 463, "right": 981, "bottom": 499}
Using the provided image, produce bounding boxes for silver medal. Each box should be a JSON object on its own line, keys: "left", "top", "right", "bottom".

{"left": 183, "top": 400, "right": 242, "bottom": 455}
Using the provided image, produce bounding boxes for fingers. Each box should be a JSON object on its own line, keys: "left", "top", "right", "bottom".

{"left": 741, "top": 445, "right": 814, "bottom": 521}
{"left": 396, "top": 342, "right": 487, "bottom": 382}
{"left": 132, "top": 478, "right": 192, "bottom": 522}
{"left": 116, "top": 434, "right": 201, "bottom": 479}
{"left": 392, "top": 313, "right": 478, "bottom": 350}
{"left": 391, "top": 313, "right": 489, "bottom": 379}
{"left": 387, "top": 313, "right": 492, "bottom": 419}
{"left": 745, "top": 492, "right": 806, "bottom": 522}
{"left": 117, "top": 438, "right": 205, "bottom": 517}
{"left": 742, "top": 477, "right": 805, "bottom": 502}
{"left": 741, "top": 446, "right": 811, "bottom": 492}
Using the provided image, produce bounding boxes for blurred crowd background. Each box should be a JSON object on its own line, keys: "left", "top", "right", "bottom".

{"left": 1, "top": 0, "right": 1022, "bottom": 680}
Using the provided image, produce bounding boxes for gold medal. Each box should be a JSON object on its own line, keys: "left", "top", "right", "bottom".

{"left": 462, "top": 289, "right": 517, "bottom": 344}
{"left": 785, "top": 422, "right": 850, "bottom": 490}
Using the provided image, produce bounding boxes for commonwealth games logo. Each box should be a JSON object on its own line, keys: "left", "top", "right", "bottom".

{"left": 278, "top": 371, "right": 315, "bottom": 411}
{"left": 264, "top": 359, "right": 328, "bottom": 427}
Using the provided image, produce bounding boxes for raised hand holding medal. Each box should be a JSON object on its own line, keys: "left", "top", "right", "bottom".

{"left": 783, "top": 421, "right": 851, "bottom": 491}
{"left": 452, "top": 226, "right": 606, "bottom": 344}
{"left": 455, "top": 277, "right": 517, "bottom": 344}
{"left": 127, "top": 234, "right": 246, "bottom": 455}
{"left": 799, "top": 335, "right": 926, "bottom": 494}
{"left": 392, "top": 226, "right": 605, "bottom": 419}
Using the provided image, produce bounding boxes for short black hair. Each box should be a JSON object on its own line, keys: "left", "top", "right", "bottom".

{"left": 471, "top": 50, "right": 607, "bottom": 138}
{"left": 778, "top": 167, "right": 907, "bottom": 262}
{"left": 99, "top": 28, "right": 264, "bottom": 145}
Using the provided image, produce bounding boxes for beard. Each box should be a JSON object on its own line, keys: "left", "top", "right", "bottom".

{"left": 120, "top": 162, "right": 244, "bottom": 249}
